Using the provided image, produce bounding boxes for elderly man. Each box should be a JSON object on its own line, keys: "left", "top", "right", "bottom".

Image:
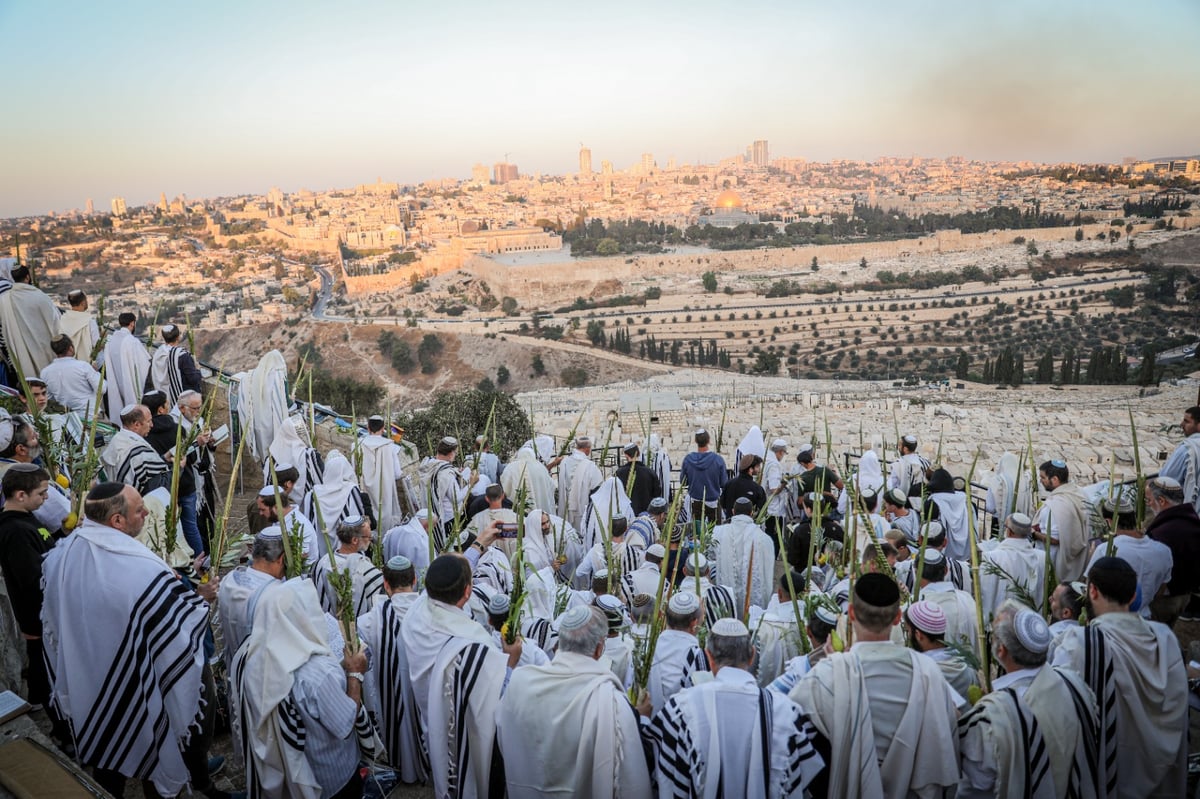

{"left": 1053, "top": 556, "right": 1188, "bottom": 798}
{"left": 230, "top": 578, "right": 377, "bottom": 799}
{"left": 1032, "top": 458, "right": 1089, "bottom": 583}
{"left": 650, "top": 617, "right": 824, "bottom": 799}
{"left": 100, "top": 403, "right": 170, "bottom": 495}
{"left": 401, "top": 554, "right": 522, "bottom": 799}
{"left": 959, "top": 607, "right": 1099, "bottom": 799}
{"left": 979, "top": 511, "right": 1045, "bottom": 620}
{"left": 563, "top": 436, "right": 603, "bottom": 535}
{"left": 498, "top": 606, "right": 651, "bottom": 797}
{"left": 217, "top": 526, "right": 285, "bottom": 660}
{"left": 791, "top": 573, "right": 960, "bottom": 798}
{"left": 1143, "top": 475, "right": 1200, "bottom": 625}
{"left": 172, "top": 390, "right": 219, "bottom": 548}
{"left": 356, "top": 555, "right": 426, "bottom": 785}
{"left": 311, "top": 515, "right": 384, "bottom": 619}
{"left": 40, "top": 334, "right": 102, "bottom": 416}
{"left": 1159, "top": 405, "right": 1200, "bottom": 514}
{"left": 41, "top": 482, "right": 220, "bottom": 798}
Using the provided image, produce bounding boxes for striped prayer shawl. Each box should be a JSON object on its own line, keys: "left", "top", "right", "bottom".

{"left": 1084, "top": 625, "right": 1119, "bottom": 798}
{"left": 101, "top": 429, "right": 170, "bottom": 495}
{"left": 703, "top": 584, "right": 737, "bottom": 628}
{"left": 301, "top": 486, "right": 369, "bottom": 540}
{"left": 151, "top": 345, "right": 187, "bottom": 409}
{"left": 1056, "top": 668, "right": 1101, "bottom": 799}
{"left": 374, "top": 600, "right": 429, "bottom": 782}
{"left": 521, "top": 616, "right": 558, "bottom": 654}
{"left": 958, "top": 688, "right": 1054, "bottom": 799}
{"left": 312, "top": 552, "right": 384, "bottom": 619}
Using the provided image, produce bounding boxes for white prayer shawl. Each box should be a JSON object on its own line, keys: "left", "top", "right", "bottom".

{"left": 498, "top": 649, "right": 649, "bottom": 799}
{"left": 1055, "top": 612, "right": 1187, "bottom": 798}
{"left": 923, "top": 581, "right": 982, "bottom": 660}
{"left": 361, "top": 435, "right": 403, "bottom": 532}
{"left": 100, "top": 427, "right": 168, "bottom": 494}
{"left": 603, "top": 634, "right": 636, "bottom": 688}
{"left": 711, "top": 514, "right": 775, "bottom": 611}
{"left": 583, "top": 476, "right": 634, "bottom": 550}
{"left": 382, "top": 519, "right": 432, "bottom": 580}
{"left": 59, "top": 308, "right": 98, "bottom": 363}
{"left": 958, "top": 683, "right": 1055, "bottom": 799}
{"left": 650, "top": 667, "right": 824, "bottom": 799}
{"left": 151, "top": 344, "right": 188, "bottom": 408}
{"left": 1038, "top": 482, "right": 1090, "bottom": 583}
{"left": 103, "top": 327, "right": 151, "bottom": 421}
{"left": 986, "top": 453, "right": 1033, "bottom": 530}
{"left": 501, "top": 447, "right": 555, "bottom": 516}
{"left": 140, "top": 486, "right": 195, "bottom": 567}
{"left": 472, "top": 545, "right": 513, "bottom": 596}
{"left": 648, "top": 628, "right": 712, "bottom": 714}
{"left": 1022, "top": 664, "right": 1101, "bottom": 799}
{"left": 735, "top": 425, "right": 766, "bottom": 466}
{"left": 302, "top": 450, "right": 366, "bottom": 540}
{"left": 1172, "top": 433, "right": 1200, "bottom": 514}
{"left": 400, "top": 595, "right": 508, "bottom": 799}
{"left": 0, "top": 282, "right": 60, "bottom": 377}
{"left": 311, "top": 551, "right": 384, "bottom": 619}
{"left": 266, "top": 414, "right": 323, "bottom": 502}
{"left": 838, "top": 450, "right": 885, "bottom": 516}
{"left": 568, "top": 454, "right": 605, "bottom": 541}
{"left": 790, "top": 644, "right": 960, "bottom": 799}
{"left": 764, "top": 450, "right": 788, "bottom": 518}
{"left": 647, "top": 433, "right": 671, "bottom": 503}
{"left": 981, "top": 538, "right": 1046, "bottom": 619}
{"left": 753, "top": 609, "right": 804, "bottom": 688}
{"left": 522, "top": 434, "right": 556, "bottom": 465}
{"left": 229, "top": 579, "right": 329, "bottom": 799}
{"left": 40, "top": 519, "right": 209, "bottom": 797}
{"left": 217, "top": 566, "right": 279, "bottom": 663}
{"left": 889, "top": 451, "right": 930, "bottom": 493}
{"left": 356, "top": 592, "right": 428, "bottom": 784}
{"left": 679, "top": 577, "right": 738, "bottom": 629}
{"left": 238, "top": 350, "right": 289, "bottom": 465}
{"left": 930, "top": 490, "right": 974, "bottom": 561}
{"left": 557, "top": 450, "right": 584, "bottom": 521}
{"left": 923, "top": 648, "right": 979, "bottom": 701}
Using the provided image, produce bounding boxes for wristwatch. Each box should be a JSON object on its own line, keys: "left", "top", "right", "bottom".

{"left": 346, "top": 672, "right": 365, "bottom": 683}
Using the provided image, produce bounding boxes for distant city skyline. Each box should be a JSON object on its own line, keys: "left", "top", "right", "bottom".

{"left": 1, "top": 0, "right": 1197, "bottom": 218}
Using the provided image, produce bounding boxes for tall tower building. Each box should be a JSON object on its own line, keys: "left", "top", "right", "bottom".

{"left": 157, "top": 192, "right": 168, "bottom": 211}
{"left": 85, "top": 198, "right": 94, "bottom": 215}
{"left": 641, "top": 153, "right": 655, "bottom": 175}
{"left": 493, "top": 162, "right": 519, "bottom": 184}
{"left": 471, "top": 163, "right": 489, "bottom": 184}
{"left": 110, "top": 197, "right": 127, "bottom": 217}
{"left": 751, "top": 140, "right": 769, "bottom": 167}
{"left": 579, "top": 145, "right": 592, "bottom": 177}
{"left": 601, "top": 160, "right": 614, "bottom": 200}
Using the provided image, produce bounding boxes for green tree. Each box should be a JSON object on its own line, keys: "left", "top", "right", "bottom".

{"left": 811, "top": 256, "right": 819, "bottom": 272}
{"left": 561, "top": 366, "right": 588, "bottom": 387}
{"left": 596, "top": 238, "right": 620, "bottom": 256}
{"left": 702, "top": 271, "right": 718, "bottom": 292}
{"left": 1074, "top": 227, "right": 1084, "bottom": 242}
{"left": 531, "top": 354, "right": 546, "bottom": 376}
{"left": 501, "top": 296, "right": 519, "bottom": 315}
{"left": 1139, "top": 345, "right": 1157, "bottom": 386}
{"left": 496, "top": 365, "right": 510, "bottom": 386}
{"left": 395, "top": 388, "right": 531, "bottom": 460}
{"left": 955, "top": 352, "right": 970, "bottom": 380}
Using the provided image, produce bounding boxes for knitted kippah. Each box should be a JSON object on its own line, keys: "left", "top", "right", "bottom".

{"left": 710, "top": 618, "right": 749, "bottom": 636}
{"left": 1013, "top": 609, "right": 1051, "bottom": 654}
{"left": 905, "top": 600, "right": 947, "bottom": 635}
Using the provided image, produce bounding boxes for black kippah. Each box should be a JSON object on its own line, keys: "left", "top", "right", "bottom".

{"left": 1090, "top": 555, "right": 1135, "bottom": 577}
{"left": 854, "top": 572, "right": 900, "bottom": 607}
{"left": 87, "top": 481, "right": 126, "bottom": 501}
{"left": 424, "top": 554, "right": 464, "bottom": 592}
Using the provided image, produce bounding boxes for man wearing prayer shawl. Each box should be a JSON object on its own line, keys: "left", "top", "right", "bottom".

{"left": 889, "top": 434, "right": 931, "bottom": 496}
{"left": 836, "top": 449, "right": 884, "bottom": 518}
{"left": 0, "top": 262, "right": 61, "bottom": 380}
{"left": 904, "top": 600, "right": 979, "bottom": 701}
{"left": 1053, "top": 557, "right": 1187, "bottom": 798}
{"left": 710, "top": 495, "right": 774, "bottom": 612}
{"left": 150, "top": 323, "right": 202, "bottom": 409}
{"left": 311, "top": 516, "right": 384, "bottom": 619}
{"left": 582, "top": 474, "right": 635, "bottom": 552}
{"left": 500, "top": 445, "right": 555, "bottom": 515}
{"left": 419, "top": 437, "right": 477, "bottom": 546}
{"left": 100, "top": 403, "right": 170, "bottom": 494}
{"left": 265, "top": 414, "right": 326, "bottom": 505}
{"left": 648, "top": 591, "right": 712, "bottom": 713}
{"left": 677, "top": 551, "right": 737, "bottom": 630}
{"left": 230, "top": 578, "right": 380, "bottom": 799}
{"left": 649, "top": 617, "right": 825, "bottom": 799}
{"left": 356, "top": 556, "right": 428, "bottom": 785}
{"left": 302, "top": 449, "right": 373, "bottom": 544}
{"left": 646, "top": 432, "right": 672, "bottom": 504}
{"left": 979, "top": 512, "right": 1045, "bottom": 620}
{"left": 958, "top": 606, "right": 1098, "bottom": 799}
{"left": 383, "top": 508, "right": 436, "bottom": 579}
{"left": 401, "top": 554, "right": 523, "bottom": 799}
{"left": 103, "top": 312, "right": 151, "bottom": 422}
{"left": 257, "top": 483, "right": 323, "bottom": 567}
{"left": 985, "top": 452, "right": 1033, "bottom": 534}
{"left": 790, "top": 572, "right": 960, "bottom": 799}
{"left": 926, "top": 467, "right": 974, "bottom": 561}
{"left": 565, "top": 437, "right": 604, "bottom": 536}
{"left": 917, "top": 548, "right": 982, "bottom": 661}
{"left": 218, "top": 526, "right": 285, "bottom": 662}
{"left": 751, "top": 571, "right": 807, "bottom": 688}
{"left": 41, "top": 334, "right": 102, "bottom": 416}
{"left": 498, "top": 606, "right": 652, "bottom": 798}
{"left": 360, "top": 415, "right": 405, "bottom": 532}
{"left": 41, "top": 483, "right": 213, "bottom": 798}
{"left": 172, "top": 390, "right": 219, "bottom": 549}
{"left": 1159, "top": 405, "right": 1200, "bottom": 514}
{"left": 59, "top": 289, "right": 100, "bottom": 364}
{"left": 1032, "top": 459, "right": 1090, "bottom": 583}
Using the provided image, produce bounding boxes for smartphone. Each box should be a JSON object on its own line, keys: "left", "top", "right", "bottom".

{"left": 497, "top": 522, "right": 519, "bottom": 539}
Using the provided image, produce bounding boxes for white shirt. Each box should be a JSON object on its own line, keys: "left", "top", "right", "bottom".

{"left": 1086, "top": 534, "right": 1173, "bottom": 618}
{"left": 40, "top": 356, "right": 101, "bottom": 416}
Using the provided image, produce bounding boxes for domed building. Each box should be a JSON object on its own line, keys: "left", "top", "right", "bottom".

{"left": 699, "top": 189, "right": 758, "bottom": 228}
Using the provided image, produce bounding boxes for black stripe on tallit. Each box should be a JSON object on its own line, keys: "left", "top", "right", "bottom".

{"left": 75, "top": 572, "right": 203, "bottom": 765}
{"left": 647, "top": 698, "right": 696, "bottom": 798}
{"left": 757, "top": 689, "right": 773, "bottom": 793}
{"left": 704, "top": 586, "right": 736, "bottom": 627}
{"left": 1056, "top": 667, "right": 1099, "bottom": 799}
{"left": 782, "top": 712, "right": 822, "bottom": 795}
{"left": 1007, "top": 689, "right": 1037, "bottom": 799}
{"left": 1085, "top": 625, "right": 1118, "bottom": 795}
{"left": 452, "top": 643, "right": 490, "bottom": 795}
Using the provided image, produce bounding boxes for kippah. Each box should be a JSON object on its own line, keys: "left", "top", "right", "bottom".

{"left": 6, "top": 462, "right": 41, "bottom": 473}
{"left": 669, "top": 525, "right": 684, "bottom": 542}
{"left": 1068, "top": 580, "right": 1087, "bottom": 596}
{"left": 924, "top": 520, "right": 944, "bottom": 539}
{"left": 386, "top": 555, "right": 412, "bottom": 571}
{"left": 1050, "top": 458, "right": 1067, "bottom": 468}
{"left": 885, "top": 488, "right": 908, "bottom": 507}
{"left": 558, "top": 605, "right": 593, "bottom": 631}
{"left": 1089, "top": 555, "right": 1135, "bottom": 577}
{"left": 475, "top": 434, "right": 486, "bottom": 444}
{"left": 1013, "top": 609, "right": 1051, "bottom": 654}
{"left": 414, "top": 508, "right": 430, "bottom": 520}
{"left": 688, "top": 551, "right": 707, "bottom": 571}
{"left": 694, "top": 428, "right": 707, "bottom": 435}
{"left": 646, "top": 543, "right": 666, "bottom": 558}
{"left": 87, "top": 481, "right": 126, "bottom": 501}
{"left": 710, "top": 618, "right": 749, "bottom": 636}
{"left": 487, "top": 594, "right": 511, "bottom": 616}
{"left": 272, "top": 461, "right": 295, "bottom": 473}
{"left": 797, "top": 443, "right": 814, "bottom": 454}
{"left": 575, "top": 436, "right": 591, "bottom": 446}
{"left": 162, "top": 324, "right": 178, "bottom": 334}
{"left": 1007, "top": 512, "right": 1032, "bottom": 536}
{"left": 120, "top": 403, "right": 139, "bottom": 416}
{"left": 923, "top": 548, "right": 945, "bottom": 565}
{"left": 952, "top": 476, "right": 966, "bottom": 492}
{"left": 906, "top": 600, "right": 947, "bottom": 635}
{"left": 440, "top": 436, "right": 458, "bottom": 447}
{"left": 368, "top": 415, "right": 384, "bottom": 423}
{"left": 631, "top": 593, "right": 653, "bottom": 608}
{"left": 813, "top": 605, "right": 839, "bottom": 626}
{"left": 648, "top": 497, "right": 668, "bottom": 511}
{"left": 902, "top": 434, "right": 918, "bottom": 445}
{"left": 425, "top": 555, "right": 465, "bottom": 592}
{"left": 623, "top": 442, "right": 638, "bottom": 454}
{"left": 860, "top": 488, "right": 877, "bottom": 503}
{"left": 800, "top": 567, "right": 825, "bottom": 590}
{"left": 339, "top": 514, "right": 365, "bottom": 528}
{"left": 259, "top": 484, "right": 283, "bottom": 497}
{"left": 593, "top": 568, "right": 609, "bottom": 580}
{"left": 771, "top": 438, "right": 788, "bottom": 450}
{"left": 257, "top": 525, "right": 283, "bottom": 540}
{"left": 854, "top": 572, "right": 900, "bottom": 607}
{"left": 734, "top": 496, "right": 752, "bottom": 507}
{"left": 738, "top": 454, "right": 757, "bottom": 472}
{"left": 668, "top": 591, "right": 700, "bottom": 614}
{"left": 1101, "top": 494, "right": 1135, "bottom": 515}
{"left": 1151, "top": 475, "right": 1181, "bottom": 490}
{"left": 26, "top": 377, "right": 45, "bottom": 387}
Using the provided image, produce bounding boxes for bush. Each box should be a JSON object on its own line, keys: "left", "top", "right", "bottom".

{"left": 561, "top": 366, "right": 588, "bottom": 387}
{"left": 395, "top": 389, "right": 531, "bottom": 460}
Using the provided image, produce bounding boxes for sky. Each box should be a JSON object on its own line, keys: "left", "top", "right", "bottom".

{"left": 1, "top": 0, "right": 1197, "bottom": 218}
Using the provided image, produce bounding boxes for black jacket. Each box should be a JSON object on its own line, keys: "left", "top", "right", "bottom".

{"left": 0, "top": 508, "right": 54, "bottom": 636}
{"left": 614, "top": 462, "right": 661, "bottom": 516}
{"left": 145, "top": 414, "right": 197, "bottom": 496}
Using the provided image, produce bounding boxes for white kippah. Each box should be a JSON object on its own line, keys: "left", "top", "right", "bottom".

{"left": 1152, "top": 475, "right": 1182, "bottom": 490}
{"left": 414, "top": 508, "right": 430, "bottom": 520}
{"left": 595, "top": 594, "right": 624, "bottom": 613}
{"left": 925, "top": 520, "right": 944, "bottom": 538}
{"left": 486, "top": 594, "right": 511, "bottom": 616}
{"left": 903, "top": 434, "right": 918, "bottom": 445}
{"left": 710, "top": 617, "right": 749, "bottom": 636}
{"left": 668, "top": 592, "right": 700, "bottom": 614}
{"left": 923, "top": 548, "right": 945, "bottom": 565}
{"left": 813, "top": 605, "right": 839, "bottom": 626}
{"left": 1013, "top": 609, "right": 1051, "bottom": 654}
{"left": 120, "top": 403, "right": 139, "bottom": 417}
{"left": 441, "top": 436, "right": 458, "bottom": 447}
{"left": 256, "top": 524, "right": 283, "bottom": 540}
{"left": 558, "top": 605, "right": 593, "bottom": 631}
{"left": 272, "top": 461, "right": 295, "bottom": 472}
{"left": 688, "top": 552, "right": 707, "bottom": 571}
{"left": 593, "top": 568, "right": 609, "bottom": 580}
{"left": 646, "top": 543, "right": 666, "bottom": 558}
{"left": 771, "top": 438, "right": 788, "bottom": 450}
{"left": 386, "top": 555, "right": 412, "bottom": 571}
{"left": 258, "top": 485, "right": 282, "bottom": 498}
{"left": 797, "top": 442, "right": 814, "bottom": 453}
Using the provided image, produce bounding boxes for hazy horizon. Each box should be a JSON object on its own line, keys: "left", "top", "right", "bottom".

{"left": 2, "top": 0, "right": 1198, "bottom": 218}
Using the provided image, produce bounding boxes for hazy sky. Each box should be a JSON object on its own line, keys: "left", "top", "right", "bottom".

{"left": 2, "top": 0, "right": 1197, "bottom": 217}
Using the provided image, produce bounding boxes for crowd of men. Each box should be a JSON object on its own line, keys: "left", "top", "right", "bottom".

{"left": 0, "top": 259, "right": 1198, "bottom": 797}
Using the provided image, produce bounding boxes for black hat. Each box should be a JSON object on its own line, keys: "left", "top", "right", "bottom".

{"left": 854, "top": 572, "right": 900, "bottom": 607}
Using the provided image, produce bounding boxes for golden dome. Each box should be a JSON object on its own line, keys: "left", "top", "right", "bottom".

{"left": 714, "top": 189, "right": 743, "bottom": 210}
